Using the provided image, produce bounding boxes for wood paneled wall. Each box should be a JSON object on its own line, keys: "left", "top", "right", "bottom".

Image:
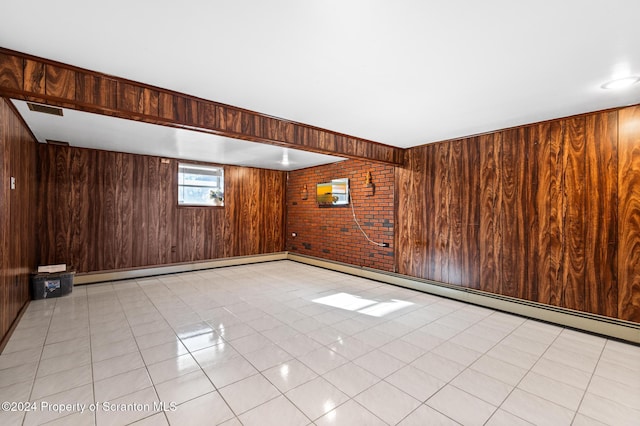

{"left": 0, "top": 97, "right": 37, "bottom": 345}
{"left": 0, "top": 48, "right": 403, "bottom": 165}
{"left": 396, "top": 105, "right": 640, "bottom": 323}
{"left": 37, "top": 145, "right": 286, "bottom": 273}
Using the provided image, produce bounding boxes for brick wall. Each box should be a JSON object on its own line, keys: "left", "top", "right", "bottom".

{"left": 286, "top": 160, "right": 395, "bottom": 271}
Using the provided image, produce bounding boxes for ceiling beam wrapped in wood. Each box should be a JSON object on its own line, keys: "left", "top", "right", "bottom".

{"left": 0, "top": 47, "right": 404, "bottom": 165}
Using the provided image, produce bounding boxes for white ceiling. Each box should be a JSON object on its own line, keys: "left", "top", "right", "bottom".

{"left": 2, "top": 1, "right": 640, "bottom": 149}
{"left": 11, "top": 100, "right": 344, "bottom": 171}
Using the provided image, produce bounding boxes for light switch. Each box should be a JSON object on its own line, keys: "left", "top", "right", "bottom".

{"left": 10, "top": 176, "right": 15, "bottom": 190}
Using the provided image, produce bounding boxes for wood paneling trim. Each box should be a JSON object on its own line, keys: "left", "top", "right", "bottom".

{"left": 479, "top": 132, "right": 502, "bottom": 295}
{"left": 75, "top": 73, "right": 117, "bottom": 109}
{"left": 500, "top": 128, "right": 526, "bottom": 299}
{"left": 585, "top": 112, "right": 618, "bottom": 317}
{"left": 461, "top": 136, "right": 480, "bottom": 289}
{"left": 618, "top": 106, "right": 640, "bottom": 322}
{"left": 0, "top": 48, "right": 403, "bottom": 165}
{"left": 45, "top": 65, "right": 75, "bottom": 100}
{"left": 562, "top": 117, "right": 586, "bottom": 311}
{"left": 0, "top": 53, "right": 22, "bottom": 90}
{"left": 23, "top": 60, "right": 44, "bottom": 94}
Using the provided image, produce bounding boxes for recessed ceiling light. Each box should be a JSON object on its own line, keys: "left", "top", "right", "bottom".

{"left": 601, "top": 76, "right": 640, "bottom": 90}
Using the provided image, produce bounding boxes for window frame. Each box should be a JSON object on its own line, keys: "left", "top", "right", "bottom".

{"left": 177, "top": 162, "right": 225, "bottom": 207}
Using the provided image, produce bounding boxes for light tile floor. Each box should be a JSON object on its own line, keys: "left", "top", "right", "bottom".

{"left": 1, "top": 260, "right": 639, "bottom": 425}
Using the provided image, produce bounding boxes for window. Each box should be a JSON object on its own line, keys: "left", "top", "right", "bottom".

{"left": 178, "top": 163, "right": 224, "bottom": 206}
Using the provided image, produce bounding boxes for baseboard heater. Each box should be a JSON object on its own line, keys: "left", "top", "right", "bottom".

{"left": 73, "top": 252, "right": 288, "bottom": 284}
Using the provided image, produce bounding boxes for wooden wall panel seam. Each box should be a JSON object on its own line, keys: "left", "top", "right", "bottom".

{"left": 618, "top": 106, "right": 640, "bottom": 322}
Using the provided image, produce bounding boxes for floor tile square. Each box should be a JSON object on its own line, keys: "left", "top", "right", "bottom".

{"left": 181, "top": 332, "right": 224, "bottom": 352}
{"left": 316, "top": 400, "right": 385, "bottom": 426}
{"left": 431, "top": 341, "right": 482, "bottom": 366}
{"left": 398, "top": 405, "right": 459, "bottom": 425}
{"left": 93, "top": 351, "right": 145, "bottom": 382}
{"left": 353, "top": 349, "right": 405, "bottom": 378}
{"left": 285, "top": 376, "right": 349, "bottom": 420}
{"left": 0, "top": 362, "right": 38, "bottom": 389}
{"left": 450, "top": 368, "right": 513, "bottom": 406}
{"left": 298, "top": 347, "right": 349, "bottom": 375}
{"left": 238, "top": 395, "right": 309, "bottom": 426}
{"left": 0, "top": 380, "right": 32, "bottom": 403}
{"left": 228, "top": 333, "right": 272, "bottom": 355}
{"left": 191, "top": 341, "right": 239, "bottom": 367}
{"left": 155, "top": 369, "right": 215, "bottom": 406}
{"left": 277, "top": 334, "right": 323, "bottom": 357}
{"left": 94, "top": 367, "right": 152, "bottom": 402}
{"left": 485, "top": 409, "right": 534, "bottom": 426}
{"left": 262, "top": 359, "right": 318, "bottom": 393}
{"left": 530, "top": 357, "right": 592, "bottom": 389}
{"left": 243, "top": 343, "right": 293, "bottom": 371}
{"left": 202, "top": 355, "right": 258, "bottom": 388}
{"left": 470, "top": 355, "right": 527, "bottom": 386}
{"left": 501, "top": 388, "right": 574, "bottom": 426}
{"left": 587, "top": 374, "right": 640, "bottom": 410}
{"left": 31, "top": 364, "right": 92, "bottom": 400}
{"left": 577, "top": 392, "right": 640, "bottom": 426}
{"left": 411, "top": 352, "right": 465, "bottom": 382}
{"left": 354, "top": 380, "right": 421, "bottom": 425}
{"left": 378, "top": 338, "right": 425, "bottom": 363}
{"left": 95, "top": 386, "right": 158, "bottom": 426}
{"left": 41, "top": 337, "right": 90, "bottom": 360}
{"left": 24, "top": 383, "right": 94, "bottom": 426}
{"left": 427, "top": 385, "right": 496, "bottom": 426}
{"left": 322, "top": 362, "right": 380, "bottom": 397}
{"left": 147, "top": 353, "right": 200, "bottom": 384}
{"left": 385, "top": 364, "right": 446, "bottom": 402}
{"left": 219, "top": 373, "right": 281, "bottom": 415}
{"left": 305, "top": 326, "right": 344, "bottom": 346}
{"left": 328, "top": 336, "right": 374, "bottom": 360}
{"left": 518, "top": 371, "right": 584, "bottom": 410}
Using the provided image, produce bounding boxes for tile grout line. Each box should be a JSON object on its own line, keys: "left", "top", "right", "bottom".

{"left": 155, "top": 274, "right": 243, "bottom": 425}
{"left": 568, "top": 338, "right": 608, "bottom": 426}
{"left": 395, "top": 309, "right": 512, "bottom": 426}
{"left": 117, "top": 279, "right": 172, "bottom": 426}
{"left": 477, "top": 319, "right": 564, "bottom": 426}
{"left": 82, "top": 287, "right": 99, "bottom": 426}
{"left": 480, "top": 322, "right": 599, "bottom": 425}
{"left": 23, "top": 298, "right": 57, "bottom": 426}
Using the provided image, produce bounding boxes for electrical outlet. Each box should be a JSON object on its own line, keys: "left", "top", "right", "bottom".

{"left": 382, "top": 242, "right": 389, "bottom": 247}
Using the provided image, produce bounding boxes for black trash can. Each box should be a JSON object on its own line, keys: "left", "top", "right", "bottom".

{"left": 30, "top": 271, "right": 75, "bottom": 300}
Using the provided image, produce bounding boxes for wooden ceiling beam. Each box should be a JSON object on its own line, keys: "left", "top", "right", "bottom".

{"left": 0, "top": 48, "right": 404, "bottom": 165}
